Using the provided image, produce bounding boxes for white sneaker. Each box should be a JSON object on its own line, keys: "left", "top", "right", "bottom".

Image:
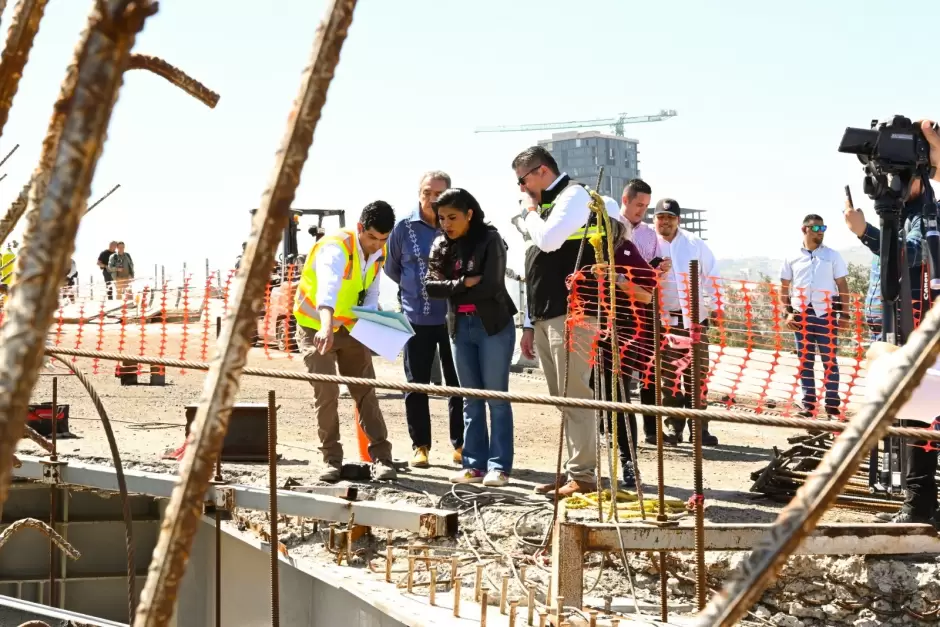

{"left": 482, "top": 470, "right": 509, "bottom": 487}
{"left": 450, "top": 469, "right": 484, "bottom": 484}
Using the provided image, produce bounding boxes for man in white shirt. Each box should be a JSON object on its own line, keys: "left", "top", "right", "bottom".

{"left": 866, "top": 341, "right": 940, "bottom": 524}
{"left": 779, "top": 214, "right": 851, "bottom": 419}
{"left": 514, "top": 146, "right": 616, "bottom": 499}
{"left": 294, "top": 201, "right": 398, "bottom": 482}
{"left": 653, "top": 199, "right": 721, "bottom": 446}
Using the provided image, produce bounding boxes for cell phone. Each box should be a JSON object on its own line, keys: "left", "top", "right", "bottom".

{"left": 844, "top": 185, "right": 854, "bottom": 209}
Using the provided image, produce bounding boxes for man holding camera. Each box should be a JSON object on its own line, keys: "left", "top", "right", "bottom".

{"left": 845, "top": 119, "right": 940, "bottom": 524}
{"left": 780, "top": 215, "right": 851, "bottom": 418}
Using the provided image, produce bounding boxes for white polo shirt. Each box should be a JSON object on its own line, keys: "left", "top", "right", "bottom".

{"left": 780, "top": 245, "right": 847, "bottom": 315}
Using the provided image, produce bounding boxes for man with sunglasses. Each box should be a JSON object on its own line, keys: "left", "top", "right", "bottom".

{"left": 513, "top": 146, "right": 614, "bottom": 499}
{"left": 780, "top": 214, "right": 851, "bottom": 418}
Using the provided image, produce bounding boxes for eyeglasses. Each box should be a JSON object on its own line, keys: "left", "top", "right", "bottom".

{"left": 807, "top": 225, "right": 827, "bottom": 233}
{"left": 517, "top": 166, "right": 541, "bottom": 186}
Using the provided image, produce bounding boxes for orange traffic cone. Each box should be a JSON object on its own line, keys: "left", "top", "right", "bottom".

{"left": 355, "top": 407, "right": 371, "bottom": 462}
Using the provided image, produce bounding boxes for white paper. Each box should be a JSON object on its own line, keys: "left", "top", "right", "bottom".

{"left": 350, "top": 318, "right": 413, "bottom": 362}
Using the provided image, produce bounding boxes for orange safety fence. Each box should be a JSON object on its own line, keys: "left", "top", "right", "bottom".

{"left": 566, "top": 263, "right": 920, "bottom": 421}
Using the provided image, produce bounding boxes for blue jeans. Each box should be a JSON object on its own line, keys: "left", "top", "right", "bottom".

{"left": 793, "top": 312, "right": 840, "bottom": 414}
{"left": 452, "top": 317, "right": 515, "bottom": 474}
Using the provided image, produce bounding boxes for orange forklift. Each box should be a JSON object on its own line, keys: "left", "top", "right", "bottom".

{"left": 252, "top": 208, "right": 345, "bottom": 352}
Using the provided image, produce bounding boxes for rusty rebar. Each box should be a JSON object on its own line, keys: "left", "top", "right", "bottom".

{"left": 133, "top": 2, "right": 358, "bottom": 624}
{"left": 83, "top": 183, "right": 120, "bottom": 216}
{"left": 696, "top": 297, "right": 940, "bottom": 626}
{"left": 653, "top": 287, "right": 667, "bottom": 624}
{"left": 48, "top": 375, "right": 56, "bottom": 607}
{"left": 689, "top": 259, "right": 706, "bottom": 611}
{"left": 51, "top": 355, "right": 135, "bottom": 619}
{"left": 43, "top": 345, "right": 940, "bottom": 443}
{"left": 0, "top": 177, "right": 31, "bottom": 246}
{"left": 0, "top": 144, "right": 18, "bottom": 171}
{"left": 0, "top": 517, "right": 79, "bottom": 559}
{"left": 0, "top": 0, "right": 157, "bottom": 514}
{"left": 126, "top": 54, "right": 219, "bottom": 108}
{"left": 268, "top": 389, "right": 279, "bottom": 627}
{"left": 0, "top": 0, "right": 51, "bottom": 137}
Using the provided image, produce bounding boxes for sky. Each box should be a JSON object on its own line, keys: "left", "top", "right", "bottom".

{"left": 2, "top": 0, "right": 940, "bottom": 306}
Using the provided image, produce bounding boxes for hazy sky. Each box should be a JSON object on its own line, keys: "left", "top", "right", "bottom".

{"left": 2, "top": 0, "right": 939, "bottom": 303}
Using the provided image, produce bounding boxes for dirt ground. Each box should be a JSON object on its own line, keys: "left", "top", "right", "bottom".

{"left": 19, "top": 324, "right": 931, "bottom": 626}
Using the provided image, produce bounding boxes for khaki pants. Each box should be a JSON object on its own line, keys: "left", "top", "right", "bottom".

{"left": 297, "top": 324, "right": 392, "bottom": 463}
{"left": 533, "top": 315, "right": 597, "bottom": 483}
{"left": 113, "top": 276, "right": 131, "bottom": 297}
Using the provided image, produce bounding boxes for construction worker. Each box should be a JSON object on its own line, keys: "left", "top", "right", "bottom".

{"left": 294, "top": 200, "right": 398, "bottom": 482}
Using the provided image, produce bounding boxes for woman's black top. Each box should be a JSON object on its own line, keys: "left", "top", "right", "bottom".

{"left": 425, "top": 226, "right": 518, "bottom": 337}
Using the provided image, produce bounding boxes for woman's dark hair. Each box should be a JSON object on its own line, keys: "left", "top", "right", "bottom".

{"left": 432, "top": 188, "right": 490, "bottom": 243}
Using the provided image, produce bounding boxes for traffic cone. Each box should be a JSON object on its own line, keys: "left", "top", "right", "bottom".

{"left": 355, "top": 408, "right": 371, "bottom": 462}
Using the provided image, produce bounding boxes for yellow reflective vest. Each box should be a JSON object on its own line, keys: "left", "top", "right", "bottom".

{"left": 293, "top": 228, "right": 385, "bottom": 331}
{"left": 0, "top": 251, "right": 15, "bottom": 285}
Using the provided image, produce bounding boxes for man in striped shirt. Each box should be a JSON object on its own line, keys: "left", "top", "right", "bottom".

{"left": 618, "top": 179, "right": 664, "bottom": 444}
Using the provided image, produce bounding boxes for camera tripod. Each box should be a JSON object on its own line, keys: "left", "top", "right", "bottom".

{"left": 867, "top": 172, "right": 940, "bottom": 494}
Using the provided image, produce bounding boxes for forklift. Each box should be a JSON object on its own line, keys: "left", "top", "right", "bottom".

{"left": 252, "top": 208, "right": 346, "bottom": 351}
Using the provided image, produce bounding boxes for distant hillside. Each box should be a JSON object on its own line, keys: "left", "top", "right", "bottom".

{"left": 716, "top": 246, "right": 873, "bottom": 281}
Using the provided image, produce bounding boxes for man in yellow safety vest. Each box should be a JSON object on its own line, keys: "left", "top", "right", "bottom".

{"left": 294, "top": 201, "right": 398, "bottom": 482}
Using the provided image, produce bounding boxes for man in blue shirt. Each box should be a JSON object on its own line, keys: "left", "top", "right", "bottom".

{"left": 385, "top": 171, "right": 463, "bottom": 468}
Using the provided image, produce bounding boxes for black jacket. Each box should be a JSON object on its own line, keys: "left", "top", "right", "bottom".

{"left": 425, "top": 227, "right": 518, "bottom": 337}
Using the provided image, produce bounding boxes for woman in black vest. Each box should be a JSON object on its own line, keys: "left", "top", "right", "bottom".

{"left": 425, "top": 189, "right": 517, "bottom": 487}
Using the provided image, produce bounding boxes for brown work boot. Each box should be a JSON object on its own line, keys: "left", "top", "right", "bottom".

{"left": 548, "top": 479, "right": 597, "bottom": 500}
{"left": 533, "top": 475, "right": 565, "bottom": 494}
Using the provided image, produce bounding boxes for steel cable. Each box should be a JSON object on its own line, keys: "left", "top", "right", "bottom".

{"left": 50, "top": 355, "right": 135, "bottom": 620}
{"left": 43, "top": 345, "right": 940, "bottom": 442}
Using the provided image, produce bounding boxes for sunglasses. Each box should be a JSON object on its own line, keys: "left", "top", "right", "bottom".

{"left": 517, "top": 165, "right": 541, "bottom": 186}
{"left": 806, "top": 225, "right": 827, "bottom": 233}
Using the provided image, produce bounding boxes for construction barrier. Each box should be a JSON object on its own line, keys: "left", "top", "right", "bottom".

{"left": 1, "top": 265, "right": 914, "bottom": 421}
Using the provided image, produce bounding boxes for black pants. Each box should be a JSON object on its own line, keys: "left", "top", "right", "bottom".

{"left": 662, "top": 317, "right": 712, "bottom": 436}
{"left": 592, "top": 338, "right": 637, "bottom": 466}
{"left": 403, "top": 323, "right": 463, "bottom": 450}
{"left": 102, "top": 269, "right": 114, "bottom": 299}
{"left": 901, "top": 419, "right": 939, "bottom": 517}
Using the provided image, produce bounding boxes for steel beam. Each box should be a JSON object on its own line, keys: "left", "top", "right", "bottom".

{"left": 582, "top": 521, "right": 940, "bottom": 555}
{"left": 14, "top": 456, "right": 457, "bottom": 538}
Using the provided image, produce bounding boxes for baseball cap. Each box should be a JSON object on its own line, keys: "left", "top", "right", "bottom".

{"left": 654, "top": 198, "right": 681, "bottom": 217}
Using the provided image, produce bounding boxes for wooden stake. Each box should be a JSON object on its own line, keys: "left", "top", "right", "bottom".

{"left": 453, "top": 568, "right": 461, "bottom": 617}
{"left": 588, "top": 610, "right": 598, "bottom": 627}
{"left": 610, "top": 619, "right": 620, "bottom": 627}
{"left": 385, "top": 546, "right": 393, "bottom": 583}
{"left": 500, "top": 576, "right": 510, "bottom": 614}
{"left": 537, "top": 613, "right": 546, "bottom": 627}
{"left": 407, "top": 557, "right": 415, "bottom": 593}
{"left": 474, "top": 565, "right": 483, "bottom": 601}
{"left": 509, "top": 600, "right": 519, "bottom": 627}
{"left": 450, "top": 557, "right": 458, "bottom": 592}
{"left": 480, "top": 588, "right": 489, "bottom": 627}
{"left": 527, "top": 586, "right": 535, "bottom": 625}
{"left": 429, "top": 565, "right": 437, "bottom": 605}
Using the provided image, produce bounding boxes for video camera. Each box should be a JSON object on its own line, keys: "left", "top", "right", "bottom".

{"left": 839, "top": 115, "right": 936, "bottom": 202}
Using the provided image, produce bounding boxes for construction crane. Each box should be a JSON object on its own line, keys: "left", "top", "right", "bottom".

{"left": 475, "top": 109, "right": 677, "bottom": 137}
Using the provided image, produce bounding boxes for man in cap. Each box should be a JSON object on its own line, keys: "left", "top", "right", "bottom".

{"left": 653, "top": 198, "right": 721, "bottom": 446}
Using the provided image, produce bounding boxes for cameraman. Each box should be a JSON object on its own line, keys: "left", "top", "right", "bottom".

{"left": 850, "top": 119, "right": 940, "bottom": 524}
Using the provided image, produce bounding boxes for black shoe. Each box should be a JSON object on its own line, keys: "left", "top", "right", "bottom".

{"left": 620, "top": 461, "right": 636, "bottom": 489}
{"left": 702, "top": 432, "right": 719, "bottom": 447}
{"left": 644, "top": 434, "right": 658, "bottom": 446}
{"left": 663, "top": 431, "right": 681, "bottom": 446}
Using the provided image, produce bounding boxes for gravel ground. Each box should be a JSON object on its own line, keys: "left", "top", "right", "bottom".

{"left": 22, "top": 324, "right": 940, "bottom": 626}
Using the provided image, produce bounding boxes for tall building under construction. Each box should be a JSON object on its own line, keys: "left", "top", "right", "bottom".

{"left": 539, "top": 130, "right": 708, "bottom": 239}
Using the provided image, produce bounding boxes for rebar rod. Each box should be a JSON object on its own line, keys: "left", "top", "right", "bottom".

{"left": 0, "top": 0, "right": 51, "bottom": 137}
{"left": 133, "top": 2, "right": 358, "bottom": 624}
{"left": 696, "top": 298, "right": 940, "bottom": 626}
{"left": 0, "top": 0, "right": 157, "bottom": 513}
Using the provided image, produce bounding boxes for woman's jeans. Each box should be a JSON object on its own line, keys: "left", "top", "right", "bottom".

{"left": 453, "top": 317, "right": 515, "bottom": 474}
